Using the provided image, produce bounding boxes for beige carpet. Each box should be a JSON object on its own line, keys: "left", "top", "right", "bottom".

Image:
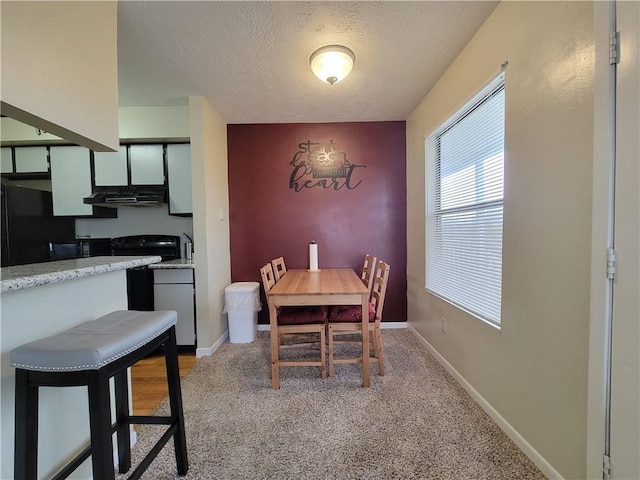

{"left": 120, "top": 329, "right": 545, "bottom": 479}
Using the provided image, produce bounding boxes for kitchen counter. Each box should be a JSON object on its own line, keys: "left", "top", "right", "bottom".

{"left": 0, "top": 255, "right": 162, "bottom": 293}
{"left": 148, "top": 258, "right": 195, "bottom": 269}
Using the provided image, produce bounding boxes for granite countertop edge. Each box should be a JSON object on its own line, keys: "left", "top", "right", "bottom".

{"left": 148, "top": 259, "right": 195, "bottom": 270}
{"left": 1, "top": 256, "right": 163, "bottom": 293}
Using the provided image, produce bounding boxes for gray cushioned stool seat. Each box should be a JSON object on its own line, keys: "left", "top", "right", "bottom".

{"left": 10, "top": 310, "right": 177, "bottom": 372}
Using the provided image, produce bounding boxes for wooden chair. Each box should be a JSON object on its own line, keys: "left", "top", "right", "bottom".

{"left": 260, "top": 263, "right": 326, "bottom": 384}
{"left": 272, "top": 256, "right": 287, "bottom": 282}
{"left": 361, "top": 254, "right": 377, "bottom": 297}
{"left": 327, "top": 260, "right": 390, "bottom": 377}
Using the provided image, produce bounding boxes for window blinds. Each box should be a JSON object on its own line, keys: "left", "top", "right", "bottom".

{"left": 426, "top": 75, "right": 505, "bottom": 326}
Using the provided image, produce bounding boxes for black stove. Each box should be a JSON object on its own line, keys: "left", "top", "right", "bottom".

{"left": 111, "top": 234, "right": 181, "bottom": 311}
{"left": 110, "top": 234, "right": 181, "bottom": 260}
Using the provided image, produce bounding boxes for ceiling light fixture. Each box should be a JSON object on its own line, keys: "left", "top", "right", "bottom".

{"left": 309, "top": 45, "right": 355, "bottom": 85}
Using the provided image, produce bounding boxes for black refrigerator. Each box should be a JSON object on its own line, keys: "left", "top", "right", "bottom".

{"left": 1, "top": 184, "right": 76, "bottom": 267}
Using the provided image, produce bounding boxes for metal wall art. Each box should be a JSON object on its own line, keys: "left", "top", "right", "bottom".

{"left": 289, "top": 140, "right": 366, "bottom": 192}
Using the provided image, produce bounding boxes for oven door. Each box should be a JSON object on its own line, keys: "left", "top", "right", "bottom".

{"left": 126, "top": 266, "right": 154, "bottom": 311}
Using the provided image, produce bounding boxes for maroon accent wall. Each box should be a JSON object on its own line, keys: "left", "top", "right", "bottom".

{"left": 227, "top": 122, "right": 407, "bottom": 323}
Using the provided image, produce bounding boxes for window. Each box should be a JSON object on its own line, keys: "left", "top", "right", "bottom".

{"left": 426, "top": 74, "right": 505, "bottom": 326}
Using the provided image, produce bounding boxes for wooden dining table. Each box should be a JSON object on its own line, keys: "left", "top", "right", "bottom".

{"left": 267, "top": 268, "right": 371, "bottom": 388}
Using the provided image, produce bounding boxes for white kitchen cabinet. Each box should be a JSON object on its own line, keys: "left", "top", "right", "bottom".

{"left": 166, "top": 143, "right": 192, "bottom": 215}
{"left": 1, "top": 147, "right": 13, "bottom": 173}
{"left": 153, "top": 269, "right": 196, "bottom": 348}
{"left": 14, "top": 146, "right": 49, "bottom": 173}
{"left": 50, "top": 146, "right": 93, "bottom": 216}
{"left": 49, "top": 146, "right": 116, "bottom": 217}
{"left": 130, "top": 144, "right": 164, "bottom": 185}
{"left": 94, "top": 147, "right": 128, "bottom": 186}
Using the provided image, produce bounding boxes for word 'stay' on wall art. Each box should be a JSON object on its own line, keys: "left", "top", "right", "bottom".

{"left": 289, "top": 140, "right": 366, "bottom": 192}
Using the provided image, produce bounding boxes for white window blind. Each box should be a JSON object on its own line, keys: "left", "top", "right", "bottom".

{"left": 426, "top": 74, "right": 505, "bottom": 326}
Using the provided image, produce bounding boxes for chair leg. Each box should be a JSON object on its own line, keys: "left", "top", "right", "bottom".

{"left": 114, "top": 369, "right": 131, "bottom": 473}
{"left": 375, "top": 328, "right": 385, "bottom": 376}
{"left": 328, "top": 325, "right": 335, "bottom": 377}
{"left": 270, "top": 307, "right": 280, "bottom": 389}
{"left": 165, "top": 327, "right": 188, "bottom": 476}
{"left": 14, "top": 369, "right": 38, "bottom": 480}
{"left": 319, "top": 327, "right": 326, "bottom": 379}
{"left": 87, "top": 371, "right": 116, "bottom": 480}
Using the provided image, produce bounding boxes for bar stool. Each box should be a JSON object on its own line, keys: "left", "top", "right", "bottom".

{"left": 10, "top": 310, "right": 188, "bottom": 480}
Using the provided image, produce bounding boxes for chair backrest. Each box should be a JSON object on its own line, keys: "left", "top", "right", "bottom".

{"left": 361, "top": 254, "right": 377, "bottom": 297}
{"left": 260, "top": 263, "right": 276, "bottom": 295}
{"left": 370, "top": 261, "right": 390, "bottom": 322}
{"left": 272, "top": 256, "right": 287, "bottom": 282}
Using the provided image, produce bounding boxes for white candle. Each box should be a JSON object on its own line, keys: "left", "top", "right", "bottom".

{"left": 309, "top": 242, "right": 319, "bottom": 271}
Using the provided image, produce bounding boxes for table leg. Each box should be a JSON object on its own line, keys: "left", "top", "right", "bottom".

{"left": 269, "top": 303, "right": 280, "bottom": 389}
{"left": 361, "top": 292, "right": 370, "bottom": 388}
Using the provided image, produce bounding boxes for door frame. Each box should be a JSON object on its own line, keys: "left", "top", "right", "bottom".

{"left": 587, "top": 1, "right": 640, "bottom": 478}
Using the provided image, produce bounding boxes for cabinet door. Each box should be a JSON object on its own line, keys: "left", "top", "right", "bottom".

{"left": 14, "top": 146, "right": 49, "bottom": 173}
{"left": 50, "top": 146, "right": 93, "bottom": 216}
{"left": 166, "top": 144, "right": 192, "bottom": 215}
{"left": 130, "top": 144, "right": 164, "bottom": 185}
{"left": 154, "top": 283, "right": 196, "bottom": 346}
{"left": 1, "top": 147, "right": 13, "bottom": 173}
{"left": 154, "top": 269, "right": 193, "bottom": 284}
{"left": 94, "top": 147, "right": 128, "bottom": 186}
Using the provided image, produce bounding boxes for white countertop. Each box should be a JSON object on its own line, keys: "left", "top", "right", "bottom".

{"left": 148, "top": 258, "right": 195, "bottom": 269}
{"left": 0, "top": 255, "right": 162, "bottom": 293}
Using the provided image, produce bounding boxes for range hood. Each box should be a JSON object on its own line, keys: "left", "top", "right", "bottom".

{"left": 83, "top": 186, "right": 167, "bottom": 208}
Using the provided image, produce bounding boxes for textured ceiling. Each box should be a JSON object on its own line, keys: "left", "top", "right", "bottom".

{"left": 117, "top": 1, "right": 498, "bottom": 124}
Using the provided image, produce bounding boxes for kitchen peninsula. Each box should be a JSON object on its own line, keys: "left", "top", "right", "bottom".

{"left": 0, "top": 255, "right": 161, "bottom": 479}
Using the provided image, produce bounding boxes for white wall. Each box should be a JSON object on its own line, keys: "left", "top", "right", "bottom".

{"left": 0, "top": 2, "right": 119, "bottom": 151}
{"left": 406, "top": 2, "right": 593, "bottom": 478}
{"left": 189, "top": 96, "right": 231, "bottom": 353}
{"left": 119, "top": 106, "right": 190, "bottom": 142}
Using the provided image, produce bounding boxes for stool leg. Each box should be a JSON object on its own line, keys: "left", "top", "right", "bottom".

{"left": 87, "top": 371, "right": 115, "bottom": 480}
{"left": 114, "top": 369, "right": 131, "bottom": 473}
{"left": 14, "top": 369, "right": 38, "bottom": 480}
{"left": 165, "top": 327, "right": 188, "bottom": 475}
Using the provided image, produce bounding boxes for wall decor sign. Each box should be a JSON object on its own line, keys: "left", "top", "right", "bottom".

{"left": 289, "top": 140, "right": 366, "bottom": 191}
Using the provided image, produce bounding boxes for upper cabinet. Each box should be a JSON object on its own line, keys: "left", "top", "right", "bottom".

{"left": 94, "top": 147, "right": 128, "bottom": 186}
{"left": 49, "top": 146, "right": 116, "bottom": 218}
{"left": 2, "top": 142, "right": 190, "bottom": 217}
{"left": 166, "top": 144, "right": 192, "bottom": 216}
{"left": 1, "top": 146, "right": 51, "bottom": 177}
{"left": 50, "top": 146, "right": 92, "bottom": 216}
{"left": 1, "top": 147, "right": 13, "bottom": 174}
{"left": 130, "top": 144, "right": 164, "bottom": 185}
{"left": 14, "top": 146, "right": 49, "bottom": 174}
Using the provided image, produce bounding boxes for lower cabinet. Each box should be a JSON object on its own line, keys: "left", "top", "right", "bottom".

{"left": 153, "top": 269, "right": 196, "bottom": 350}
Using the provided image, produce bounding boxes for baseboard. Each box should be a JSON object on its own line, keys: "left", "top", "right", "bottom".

{"left": 407, "top": 324, "right": 563, "bottom": 480}
{"left": 196, "top": 329, "right": 229, "bottom": 357}
{"left": 380, "top": 321, "right": 407, "bottom": 329}
{"left": 257, "top": 321, "right": 407, "bottom": 331}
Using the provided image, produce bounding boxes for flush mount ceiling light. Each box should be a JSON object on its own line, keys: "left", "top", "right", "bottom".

{"left": 309, "top": 45, "right": 355, "bottom": 85}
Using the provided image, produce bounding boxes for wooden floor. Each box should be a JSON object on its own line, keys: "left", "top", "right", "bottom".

{"left": 130, "top": 353, "right": 198, "bottom": 417}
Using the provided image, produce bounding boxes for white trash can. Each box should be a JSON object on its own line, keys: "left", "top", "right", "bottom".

{"left": 224, "top": 282, "right": 261, "bottom": 343}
